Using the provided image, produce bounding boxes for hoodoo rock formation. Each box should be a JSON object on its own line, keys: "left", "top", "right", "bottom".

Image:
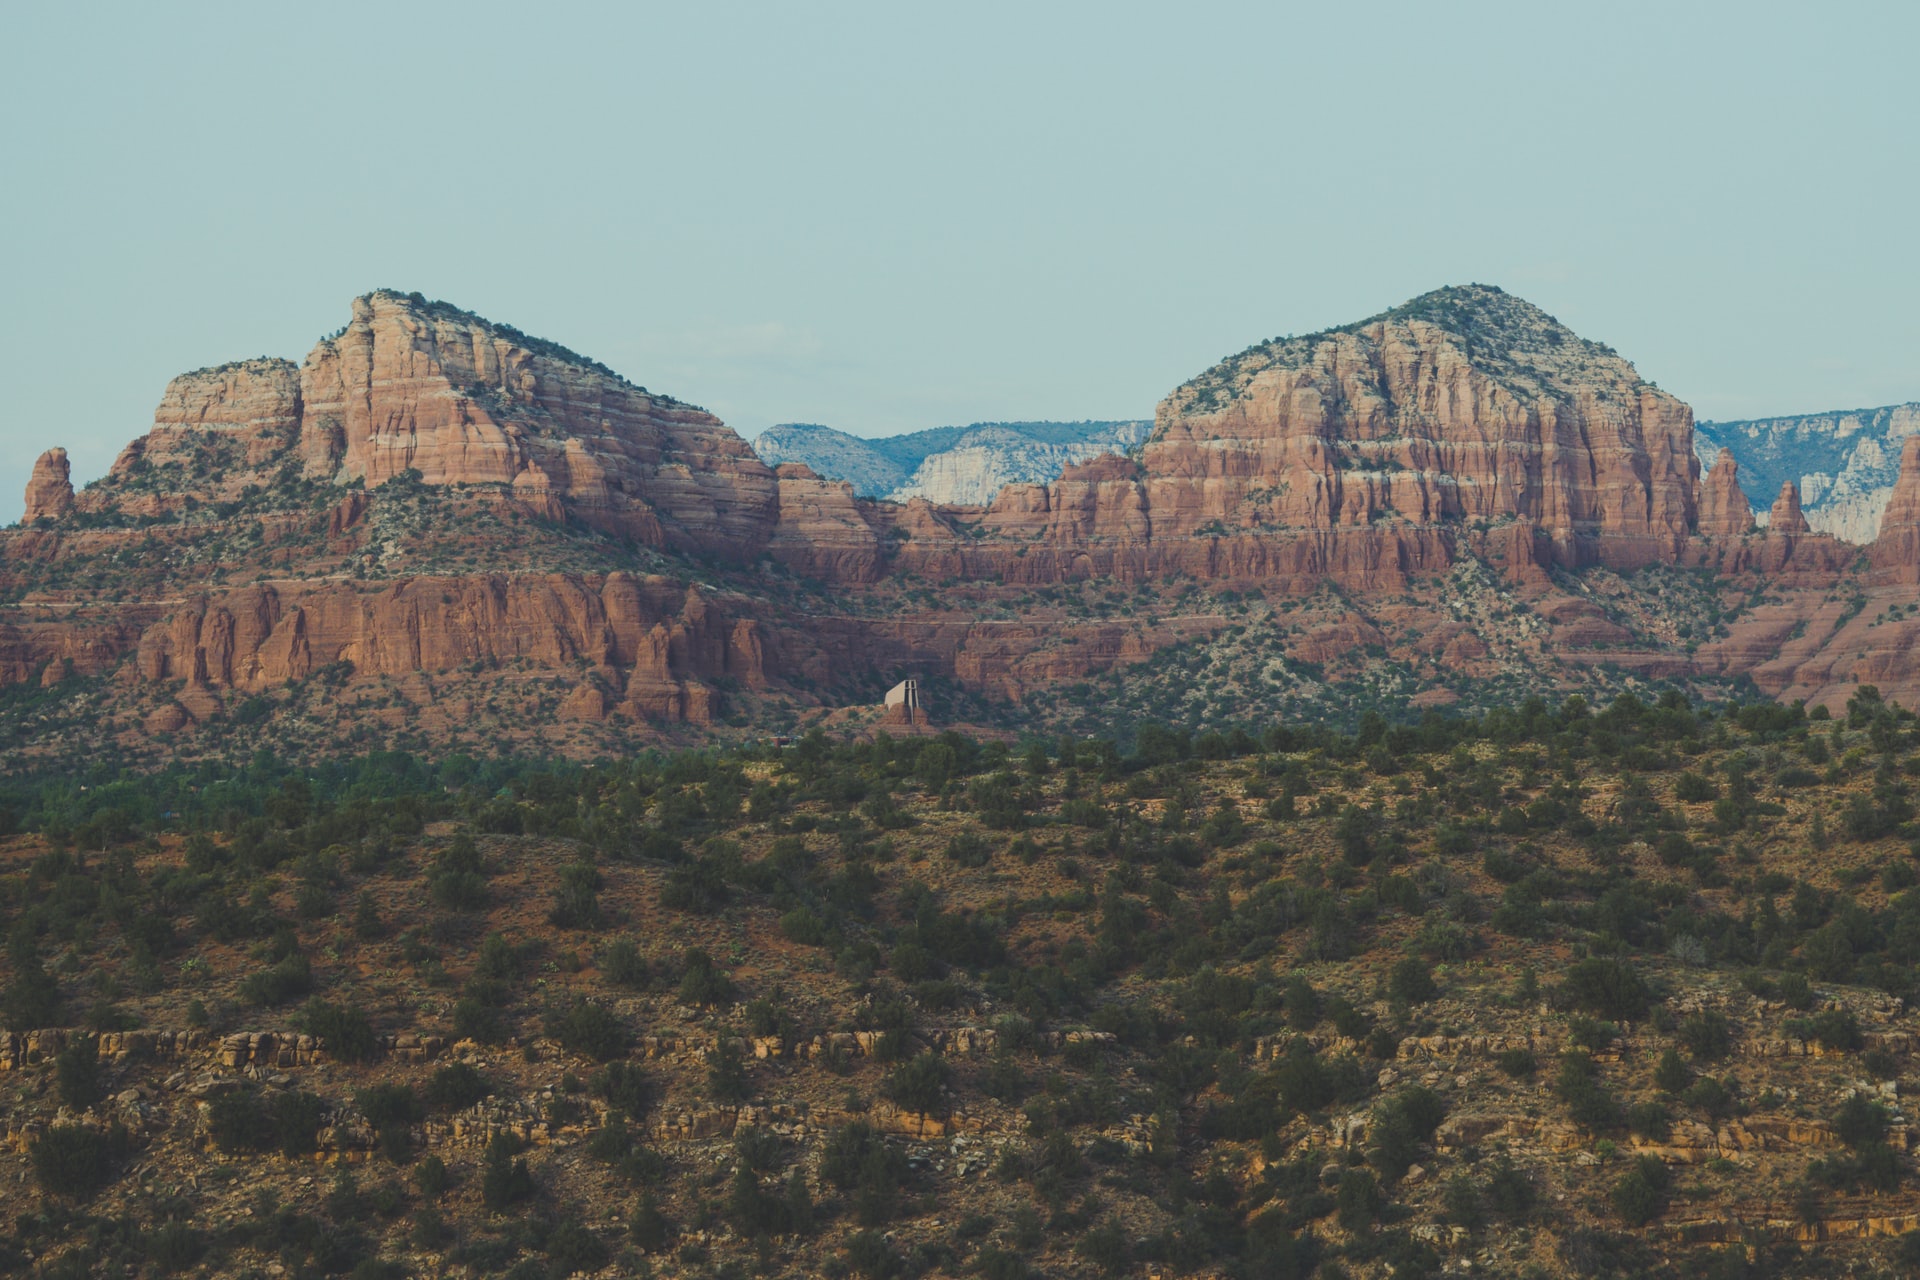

{"left": 1698, "top": 449, "right": 1755, "bottom": 537}
{"left": 1870, "top": 436, "right": 1920, "bottom": 584}
{"left": 22, "top": 448, "right": 74, "bottom": 524}
{"left": 1768, "top": 481, "right": 1812, "bottom": 535}
{"left": 7, "top": 282, "right": 1920, "bottom": 751}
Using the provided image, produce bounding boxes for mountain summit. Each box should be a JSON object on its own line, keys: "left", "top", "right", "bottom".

{"left": 1147, "top": 284, "right": 1699, "bottom": 568}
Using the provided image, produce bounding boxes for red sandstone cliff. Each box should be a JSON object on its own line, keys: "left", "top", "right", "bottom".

{"left": 69, "top": 292, "right": 779, "bottom": 557}
{"left": 1768, "top": 482, "right": 1812, "bottom": 535}
{"left": 1698, "top": 449, "right": 1754, "bottom": 537}
{"left": 1869, "top": 437, "right": 1920, "bottom": 584}
{"left": 22, "top": 449, "right": 74, "bottom": 524}
{"left": 7, "top": 283, "right": 1917, "bottom": 752}
{"left": 1141, "top": 286, "right": 1699, "bottom": 569}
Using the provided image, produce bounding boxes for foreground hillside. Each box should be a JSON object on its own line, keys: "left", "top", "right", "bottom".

{"left": 3, "top": 692, "right": 1920, "bottom": 1277}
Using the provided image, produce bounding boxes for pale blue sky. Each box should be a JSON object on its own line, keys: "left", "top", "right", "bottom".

{"left": 2, "top": 1, "right": 1915, "bottom": 521}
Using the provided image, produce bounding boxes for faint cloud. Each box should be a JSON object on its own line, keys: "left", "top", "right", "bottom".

{"left": 622, "top": 321, "right": 825, "bottom": 367}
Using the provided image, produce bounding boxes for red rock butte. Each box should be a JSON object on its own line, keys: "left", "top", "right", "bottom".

{"left": 8, "top": 283, "right": 1920, "bottom": 749}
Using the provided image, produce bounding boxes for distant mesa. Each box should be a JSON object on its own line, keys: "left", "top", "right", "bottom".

{"left": 752, "top": 420, "right": 1150, "bottom": 506}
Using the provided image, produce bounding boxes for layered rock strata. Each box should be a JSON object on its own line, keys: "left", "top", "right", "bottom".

{"left": 1697, "top": 449, "right": 1754, "bottom": 537}
{"left": 1769, "top": 482, "right": 1812, "bottom": 535}
{"left": 68, "top": 292, "right": 778, "bottom": 557}
{"left": 21, "top": 449, "right": 74, "bottom": 524}
{"left": 1869, "top": 437, "right": 1920, "bottom": 585}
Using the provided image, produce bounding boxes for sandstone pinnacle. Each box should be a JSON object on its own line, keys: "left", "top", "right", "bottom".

{"left": 22, "top": 447, "right": 74, "bottom": 524}
{"left": 1697, "top": 448, "right": 1755, "bottom": 536}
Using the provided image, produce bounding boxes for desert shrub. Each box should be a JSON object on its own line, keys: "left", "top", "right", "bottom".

{"left": 30, "top": 1123, "right": 122, "bottom": 1199}
{"left": 144, "top": 1220, "right": 206, "bottom": 1273}
{"left": 1484, "top": 1157, "right": 1536, "bottom": 1220}
{"left": 603, "top": 938, "right": 648, "bottom": 987}
{"left": 1336, "top": 1167, "right": 1385, "bottom": 1231}
{"left": 430, "top": 835, "right": 489, "bottom": 911}
{"left": 1674, "top": 772, "right": 1718, "bottom": 802}
{"left": 1785, "top": 1008, "right": 1862, "bottom": 1051}
{"left": 822, "top": 1122, "right": 909, "bottom": 1225}
{"left": 300, "top": 998, "right": 377, "bottom": 1062}
{"left": 1628, "top": 1100, "right": 1672, "bottom": 1140}
{"left": 708, "top": 1039, "right": 751, "bottom": 1104}
{"left": 546, "top": 1000, "right": 626, "bottom": 1061}
{"left": 1368, "top": 1085, "right": 1446, "bottom": 1182}
{"left": 1654, "top": 1046, "right": 1691, "bottom": 1093}
{"left": 630, "top": 1194, "right": 675, "bottom": 1251}
{"left": 677, "top": 948, "right": 736, "bottom": 1007}
{"left": 1611, "top": 1156, "right": 1670, "bottom": 1225}
{"left": 1560, "top": 958, "right": 1653, "bottom": 1021}
{"left": 549, "top": 861, "right": 604, "bottom": 930}
{"left": 1495, "top": 1048, "right": 1536, "bottom": 1078}
{"left": 55, "top": 1035, "right": 104, "bottom": 1111}
{"left": 239, "top": 953, "right": 313, "bottom": 1006}
{"left": 356, "top": 1083, "right": 419, "bottom": 1127}
{"left": 451, "top": 998, "right": 508, "bottom": 1045}
{"left": 1567, "top": 1017, "right": 1619, "bottom": 1053}
{"left": 1554, "top": 1053, "right": 1620, "bottom": 1131}
{"left": 882, "top": 1052, "right": 952, "bottom": 1115}
{"left": 1677, "top": 1011, "right": 1732, "bottom": 1060}
{"left": 1388, "top": 957, "right": 1437, "bottom": 1005}
{"left": 1684, "top": 1076, "right": 1738, "bottom": 1122}
{"left": 945, "top": 831, "right": 993, "bottom": 868}
{"left": 659, "top": 856, "right": 729, "bottom": 914}
{"left": 845, "top": 1229, "right": 903, "bottom": 1280}
{"left": 426, "top": 1062, "right": 493, "bottom": 1110}
{"left": 1834, "top": 1094, "right": 1890, "bottom": 1148}
{"left": 209, "top": 1088, "right": 327, "bottom": 1158}
{"left": 544, "top": 1218, "right": 608, "bottom": 1276}
{"left": 593, "top": 1060, "right": 652, "bottom": 1116}
{"left": 480, "top": 1134, "right": 535, "bottom": 1210}
{"left": 412, "top": 1155, "right": 449, "bottom": 1197}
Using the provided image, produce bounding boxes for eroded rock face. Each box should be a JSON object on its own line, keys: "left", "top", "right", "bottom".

{"left": 1769, "top": 481, "right": 1812, "bottom": 535}
{"left": 1141, "top": 286, "right": 1699, "bottom": 569}
{"left": 71, "top": 292, "right": 779, "bottom": 558}
{"left": 299, "top": 292, "right": 778, "bottom": 555}
{"left": 1698, "top": 449, "right": 1755, "bottom": 537}
{"left": 131, "top": 573, "right": 764, "bottom": 726}
{"left": 766, "top": 465, "right": 886, "bottom": 582}
{"left": 22, "top": 448, "right": 74, "bottom": 524}
{"left": 1869, "top": 436, "right": 1920, "bottom": 584}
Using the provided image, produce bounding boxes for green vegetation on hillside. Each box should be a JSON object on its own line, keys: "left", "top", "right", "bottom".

{"left": 2, "top": 689, "right": 1919, "bottom": 1277}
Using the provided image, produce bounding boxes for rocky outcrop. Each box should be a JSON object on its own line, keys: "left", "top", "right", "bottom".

{"left": 1698, "top": 449, "right": 1754, "bottom": 536}
{"left": 1697, "top": 401, "right": 1920, "bottom": 544}
{"left": 70, "top": 292, "right": 780, "bottom": 557}
{"left": 1768, "top": 481, "right": 1812, "bottom": 534}
{"left": 21, "top": 448, "right": 73, "bottom": 524}
{"left": 301, "top": 292, "right": 778, "bottom": 555}
{"left": 766, "top": 464, "right": 886, "bottom": 582}
{"left": 1869, "top": 436, "right": 1920, "bottom": 584}
{"left": 1142, "top": 286, "right": 1699, "bottom": 569}
{"left": 130, "top": 573, "right": 770, "bottom": 726}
